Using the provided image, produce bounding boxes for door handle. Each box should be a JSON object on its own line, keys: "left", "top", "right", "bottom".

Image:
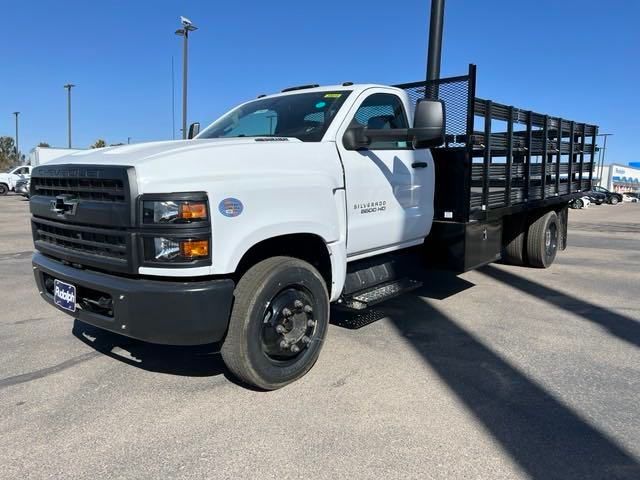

{"left": 412, "top": 162, "right": 428, "bottom": 168}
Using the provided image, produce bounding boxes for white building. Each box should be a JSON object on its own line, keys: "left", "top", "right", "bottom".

{"left": 593, "top": 163, "right": 640, "bottom": 193}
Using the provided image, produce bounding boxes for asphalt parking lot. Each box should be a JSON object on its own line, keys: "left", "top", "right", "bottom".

{"left": 0, "top": 194, "right": 639, "bottom": 480}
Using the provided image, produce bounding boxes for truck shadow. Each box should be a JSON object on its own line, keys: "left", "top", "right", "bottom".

{"left": 333, "top": 269, "right": 640, "bottom": 479}
{"left": 479, "top": 264, "right": 640, "bottom": 349}
{"left": 71, "top": 319, "right": 228, "bottom": 379}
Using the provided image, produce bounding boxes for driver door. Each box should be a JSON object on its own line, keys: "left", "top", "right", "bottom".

{"left": 336, "top": 90, "right": 435, "bottom": 257}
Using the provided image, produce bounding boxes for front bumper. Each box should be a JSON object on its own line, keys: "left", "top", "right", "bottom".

{"left": 33, "top": 252, "right": 234, "bottom": 345}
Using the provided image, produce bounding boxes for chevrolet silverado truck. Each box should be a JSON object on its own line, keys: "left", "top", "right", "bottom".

{"left": 30, "top": 66, "right": 598, "bottom": 389}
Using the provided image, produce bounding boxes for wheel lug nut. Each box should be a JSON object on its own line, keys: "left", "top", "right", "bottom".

{"left": 275, "top": 325, "right": 286, "bottom": 334}
{"left": 279, "top": 340, "right": 289, "bottom": 349}
{"left": 307, "top": 320, "right": 316, "bottom": 328}
{"left": 282, "top": 308, "right": 292, "bottom": 318}
{"left": 304, "top": 305, "right": 313, "bottom": 313}
{"left": 290, "top": 344, "right": 300, "bottom": 353}
{"left": 302, "top": 335, "right": 311, "bottom": 344}
{"left": 294, "top": 300, "right": 303, "bottom": 309}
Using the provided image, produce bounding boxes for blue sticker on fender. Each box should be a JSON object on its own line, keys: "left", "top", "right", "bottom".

{"left": 218, "top": 198, "right": 243, "bottom": 217}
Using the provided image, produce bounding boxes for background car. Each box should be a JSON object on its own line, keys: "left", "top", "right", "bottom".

{"left": 584, "top": 190, "right": 607, "bottom": 205}
{"left": 15, "top": 178, "right": 30, "bottom": 198}
{"left": 623, "top": 192, "right": 639, "bottom": 203}
{"left": 592, "top": 185, "right": 624, "bottom": 205}
{"left": 570, "top": 196, "right": 591, "bottom": 209}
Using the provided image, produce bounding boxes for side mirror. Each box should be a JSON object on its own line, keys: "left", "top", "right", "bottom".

{"left": 413, "top": 99, "right": 445, "bottom": 148}
{"left": 187, "top": 122, "right": 201, "bottom": 139}
{"left": 343, "top": 126, "right": 369, "bottom": 150}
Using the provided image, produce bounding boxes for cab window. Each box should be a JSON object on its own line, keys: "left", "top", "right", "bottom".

{"left": 351, "top": 93, "right": 410, "bottom": 150}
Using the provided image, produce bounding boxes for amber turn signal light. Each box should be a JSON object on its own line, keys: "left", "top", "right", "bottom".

{"left": 179, "top": 202, "right": 207, "bottom": 220}
{"left": 179, "top": 239, "right": 209, "bottom": 258}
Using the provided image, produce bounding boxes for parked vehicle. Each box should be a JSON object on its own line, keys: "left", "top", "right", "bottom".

{"left": 29, "top": 65, "right": 599, "bottom": 389}
{"left": 15, "top": 178, "right": 30, "bottom": 198}
{"left": 592, "top": 185, "right": 623, "bottom": 205}
{"left": 570, "top": 196, "right": 591, "bottom": 209}
{"left": 0, "top": 165, "right": 31, "bottom": 195}
{"left": 584, "top": 190, "right": 607, "bottom": 205}
{"left": 29, "top": 146, "right": 82, "bottom": 167}
{"left": 623, "top": 192, "right": 639, "bottom": 203}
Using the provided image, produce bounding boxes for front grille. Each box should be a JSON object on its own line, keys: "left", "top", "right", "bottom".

{"left": 33, "top": 219, "right": 127, "bottom": 263}
{"left": 30, "top": 164, "right": 136, "bottom": 273}
{"left": 31, "top": 177, "right": 125, "bottom": 202}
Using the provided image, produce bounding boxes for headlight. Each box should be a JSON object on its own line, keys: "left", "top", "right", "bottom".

{"left": 143, "top": 237, "right": 210, "bottom": 263}
{"left": 142, "top": 200, "right": 208, "bottom": 224}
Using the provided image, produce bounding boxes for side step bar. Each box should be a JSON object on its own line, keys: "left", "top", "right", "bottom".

{"left": 338, "top": 278, "right": 423, "bottom": 311}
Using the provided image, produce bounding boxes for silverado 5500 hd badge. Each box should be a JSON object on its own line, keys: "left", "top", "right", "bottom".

{"left": 354, "top": 200, "right": 386, "bottom": 214}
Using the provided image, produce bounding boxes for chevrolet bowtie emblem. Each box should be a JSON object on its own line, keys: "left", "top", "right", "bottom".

{"left": 50, "top": 194, "right": 79, "bottom": 216}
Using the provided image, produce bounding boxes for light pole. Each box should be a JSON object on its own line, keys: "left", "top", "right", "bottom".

{"left": 63, "top": 84, "right": 75, "bottom": 148}
{"left": 596, "top": 133, "right": 613, "bottom": 186}
{"left": 12, "top": 112, "right": 19, "bottom": 156}
{"left": 175, "top": 16, "right": 198, "bottom": 139}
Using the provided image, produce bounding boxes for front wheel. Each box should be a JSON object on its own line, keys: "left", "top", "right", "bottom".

{"left": 610, "top": 196, "right": 619, "bottom": 205}
{"left": 221, "top": 256, "right": 329, "bottom": 390}
{"left": 571, "top": 198, "right": 583, "bottom": 209}
{"left": 0, "top": 184, "right": 8, "bottom": 196}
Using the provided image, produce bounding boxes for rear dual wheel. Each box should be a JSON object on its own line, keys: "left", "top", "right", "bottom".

{"left": 526, "top": 211, "right": 559, "bottom": 268}
{"left": 221, "top": 256, "right": 329, "bottom": 390}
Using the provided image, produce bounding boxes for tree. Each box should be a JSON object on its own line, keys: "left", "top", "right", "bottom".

{"left": 0, "top": 136, "right": 20, "bottom": 170}
{"left": 37, "top": 142, "right": 50, "bottom": 148}
{"left": 91, "top": 139, "right": 107, "bottom": 149}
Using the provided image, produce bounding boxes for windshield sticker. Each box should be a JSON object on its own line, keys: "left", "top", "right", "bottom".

{"left": 324, "top": 93, "right": 342, "bottom": 98}
{"left": 315, "top": 101, "right": 326, "bottom": 109}
{"left": 219, "top": 198, "right": 244, "bottom": 218}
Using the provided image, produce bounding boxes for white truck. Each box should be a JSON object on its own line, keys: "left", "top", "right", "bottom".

{"left": 30, "top": 66, "right": 598, "bottom": 389}
{"left": 0, "top": 165, "right": 31, "bottom": 195}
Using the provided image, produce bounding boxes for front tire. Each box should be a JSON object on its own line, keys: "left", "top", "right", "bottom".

{"left": 610, "top": 196, "right": 619, "bottom": 205}
{"left": 221, "top": 256, "right": 329, "bottom": 390}
{"left": 0, "top": 184, "right": 8, "bottom": 196}
{"left": 571, "top": 198, "right": 583, "bottom": 209}
{"left": 526, "top": 211, "right": 559, "bottom": 268}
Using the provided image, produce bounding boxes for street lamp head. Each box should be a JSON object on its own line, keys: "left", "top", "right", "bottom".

{"left": 64, "top": 83, "right": 76, "bottom": 89}
{"left": 13, "top": 112, "right": 19, "bottom": 116}
{"left": 175, "top": 28, "right": 185, "bottom": 36}
{"left": 180, "top": 15, "right": 198, "bottom": 31}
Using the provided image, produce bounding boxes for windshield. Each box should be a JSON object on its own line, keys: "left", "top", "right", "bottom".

{"left": 198, "top": 90, "right": 351, "bottom": 142}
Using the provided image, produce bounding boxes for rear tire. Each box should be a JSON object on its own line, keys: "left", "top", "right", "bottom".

{"left": 0, "top": 184, "right": 8, "bottom": 196}
{"left": 221, "top": 256, "right": 329, "bottom": 390}
{"left": 610, "top": 196, "right": 619, "bottom": 205}
{"left": 502, "top": 215, "right": 526, "bottom": 265}
{"left": 526, "top": 211, "right": 559, "bottom": 268}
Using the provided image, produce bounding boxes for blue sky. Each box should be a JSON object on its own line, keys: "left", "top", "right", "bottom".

{"left": 1, "top": 0, "right": 638, "bottom": 164}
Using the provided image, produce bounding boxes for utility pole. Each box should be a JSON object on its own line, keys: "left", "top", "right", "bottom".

{"left": 175, "top": 17, "right": 198, "bottom": 139}
{"left": 597, "top": 133, "right": 613, "bottom": 186}
{"left": 63, "top": 84, "right": 75, "bottom": 148}
{"left": 12, "top": 112, "right": 20, "bottom": 156}
{"left": 426, "top": 0, "right": 445, "bottom": 82}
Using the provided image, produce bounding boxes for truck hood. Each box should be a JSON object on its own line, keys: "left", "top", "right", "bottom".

{"left": 48, "top": 138, "right": 291, "bottom": 166}
{"left": 42, "top": 137, "right": 344, "bottom": 194}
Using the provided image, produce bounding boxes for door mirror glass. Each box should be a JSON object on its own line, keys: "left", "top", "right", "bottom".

{"left": 412, "top": 99, "right": 445, "bottom": 148}
{"left": 188, "top": 122, "right": 201, "bottom": 139}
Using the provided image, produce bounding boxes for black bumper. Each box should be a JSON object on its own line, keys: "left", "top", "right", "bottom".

{"left": 33, "top": 252, "right": 234, "bottom": 346}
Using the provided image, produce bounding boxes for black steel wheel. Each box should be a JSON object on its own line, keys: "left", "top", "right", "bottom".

{"left": 221, "top": 256, "right": 329, "bottom": 390}
{"left": 0, "top": 184, "right": 8, "bottom": 196}
{"left": 526, "top": 211, "right": 559, "bottom": 268}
